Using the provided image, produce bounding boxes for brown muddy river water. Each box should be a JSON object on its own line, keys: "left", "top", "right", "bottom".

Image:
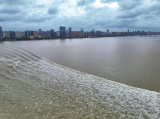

{"left": 0, "top": 36, "right": 160, "bottom": 118}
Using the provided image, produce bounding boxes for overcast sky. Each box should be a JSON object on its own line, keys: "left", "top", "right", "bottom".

{"left": 0, "top": 0, "right": 160, "bottom": 32}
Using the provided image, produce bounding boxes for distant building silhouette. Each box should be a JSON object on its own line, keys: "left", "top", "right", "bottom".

{"left": 96, "top": 30, "right": 102, "bottom": 37}
{"left": 66, "top": 30, "right": 69, "bottom": 37}
{"left": 39, "top": 29, "right": 41, "bottom": 34}
{"left": 69, "top": 27, "right": 72, "bottom": 37}
{"left": 1, "top": 25, "right": 160, "bottom": 39}
{"left": 9, "top": 31, "right": 16, "bottom": 38}
{"left": 39, "top": 29, "right": 43, "bottom": 37}
{"left": 50, "top": 29, "right": 55, "bottom": 37}
{"left": 90, "top": 29, "right": 95, "bottom": 37}
{"left": 32, "top": 31, "right": 39, "bottom": 37}
{"left": 15, "top": 31, "right": 25, "bottom": 38}
{"left": 25, "top": 31, "right": 33, "bottom": 38}
{"left": 107, "top": 29, "right": 109, "bottom": 34}
{"left": 59, "top": 26, "right": 66, "bottom": 37}
{"left": 127, "top": 29, "right": 129, "bottom": 35}
{"left": 0, "top": 26, "right": 3, "bottom": 39}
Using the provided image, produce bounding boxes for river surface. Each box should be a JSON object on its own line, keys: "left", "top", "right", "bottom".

{"left": 0, "top": 36, "right": 160, "bottom": 118}
{"left": 2, "top": 36, "right": 160, "bottom": 92}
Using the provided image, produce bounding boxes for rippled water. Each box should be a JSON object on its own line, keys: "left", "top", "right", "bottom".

{"left": 2, "top": 36, "right": 160, "bottom": 92}
{"left": 0, "top": 44, "right": 160, "bottom": 118}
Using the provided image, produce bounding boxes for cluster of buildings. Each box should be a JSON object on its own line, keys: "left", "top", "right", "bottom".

{"left": 0, "top": 25, "right": 160, "bottom": 40}
{"left": 112, "top": 30, "right": 160, "bottom": 36}
{"left": 0, "top": 26, "right": 110, "bottom": 39}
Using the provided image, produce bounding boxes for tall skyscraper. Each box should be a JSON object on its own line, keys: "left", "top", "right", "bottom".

{"left": 50, "top": 29, "right": 55, "bottom": 37}
{"left": 39, "top": 29, "right": 43, "bottom": 37}
{"left": 107, "top": 29, "right": 109, "bottom": 34}
{"left": 59, "top": 26, "right": 66, "bottom": 37}
{"left": 90, "top": 29, "right": 95, "bottom": 37}
{"left": 39, "top": 29, "right": 41, "bottom": 32}
{"left": 0, "top": 26, "right": 3, "bottom": 39}
{"left": 69, "top": 27, "right": 72, "bottom": 37}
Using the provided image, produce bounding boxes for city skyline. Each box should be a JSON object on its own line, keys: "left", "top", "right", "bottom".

{"left": 0, "top": 0, "right": 160, "bottom": 31}
{"left": 1, "top": 25, "right": 160, "bottom": 40}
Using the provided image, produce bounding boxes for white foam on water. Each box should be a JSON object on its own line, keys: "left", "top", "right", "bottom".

{"left": 0, "top": 47, "right": 160, "bottom": 119}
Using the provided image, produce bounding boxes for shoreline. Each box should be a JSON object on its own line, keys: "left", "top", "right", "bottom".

{"left": 0, "top": 35, "right": 158, "bottom": 42}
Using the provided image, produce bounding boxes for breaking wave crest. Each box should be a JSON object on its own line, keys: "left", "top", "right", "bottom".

{"left": 0, "top": 46, "right": 160, "bottom": 119}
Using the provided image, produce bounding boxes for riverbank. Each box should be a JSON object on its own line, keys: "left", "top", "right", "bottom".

{"left": 1, "top": 35, "right": 159, "bottom": 42}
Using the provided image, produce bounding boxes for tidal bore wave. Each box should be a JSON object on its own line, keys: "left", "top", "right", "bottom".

{"left": 0, "top": 46, "right": 160, "bottom": 119}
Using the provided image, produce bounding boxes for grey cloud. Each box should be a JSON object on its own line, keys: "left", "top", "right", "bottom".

{"left": 144, "top": 15, "right": 154, "bottom": 19}
{"left": 101, "top": 0, "right": 117, "bottom": 3}
{"left": 37, "top": 5, "right": 45, "bottom": 8}
{"left": 118, "top": 10, "right": 143, "bottom": 19}
{"left": 0, "top": 0, "right": 27, "bottom": 5}
{"left": 0, "top": 8, "right": 20, "bottom": 14}
{"left": 48, "top": 7, "right": 58, "bottom": 15}
{"left": 77, "top": 0, "right": 95, "bottom": 6}
{"left": 75, "top": 4, "right": 141, "bottom": 31}
{"left": 74, "top": 7, "right": 115, "bottom": 30}
{"left": 148, "top": 4, "right": 160, "bottom": 15}
{"left": 118, "top": 0, "right": 142, "bottom": 10}
{"left": 24, "top": 16, "right": 53, "bottom": 23}
{"left": 101, "top": 0, "right": 141, "bottom": 10}
{"left": 1, "top": 0, "right": 160, "bottom": 32}
{"left": 0, "top": 17, "right": 10, "bottom": 22}
{"left": 51, "top": 0, "right": 66, "bottom": 5}
{"left": 117, "top": 0, "right": 160, "bottom": 20}
{"left": 0, "top": 14, "right": 23, "bottom": 22}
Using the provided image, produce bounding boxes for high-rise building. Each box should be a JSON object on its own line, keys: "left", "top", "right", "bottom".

{"left": 107, "top": 29, "right": 109, "bottom": 34}
{"left": 90, "top": 29, "right": 95, "bottom": 37}
{"left": 46, "top": 31, "right": 51, "bottom": 37}
{"left": 33, "top": 31, "right": 39, "bottom": 37}
{"left": 9, "top": 31, "right": 16, "bottom": 38}
{"left": 2, "top": 32, "right": 6, "bottom": 38}
{"left": 0, "top": 26, "right": 3, "bottom": 39}
{"left": 56, "top": 31, "right": 60, "bottom": 37}
{"left": 66, "top": 30, "right": 69, "bottom": 37}
{"left": 50, "top": 29, "right": 55, "bottom": 37}
{"left": 39, "top": 29, "right": 43, "bottom": 37}
{"left": 15, "top": 31, "right": 25, "bottom": 38}
{"left": 25, "top": 31, "right": 33, "bottom": 38}
{"left": 59, "top": 26, "right": 66, "bottom": 37}
{"left": 71, "top": 31, "right": 78, "bottom": 37}
{"left": 69, "top": 27, "right": 72, "bottom": 37}
{"left": 96, "top": 31, "right": 102, "bottom": 37}
{"left": 78, "top": 29, "right": 84, "bottom": 37}
{"left": 43, "top": 31, "right": 47, "bottom": 38}
{"left": 3, "top": 31, "right": 10, "bottom": 38}
{"left": 39, "top": 29, "right": 41, "bottom": 33}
